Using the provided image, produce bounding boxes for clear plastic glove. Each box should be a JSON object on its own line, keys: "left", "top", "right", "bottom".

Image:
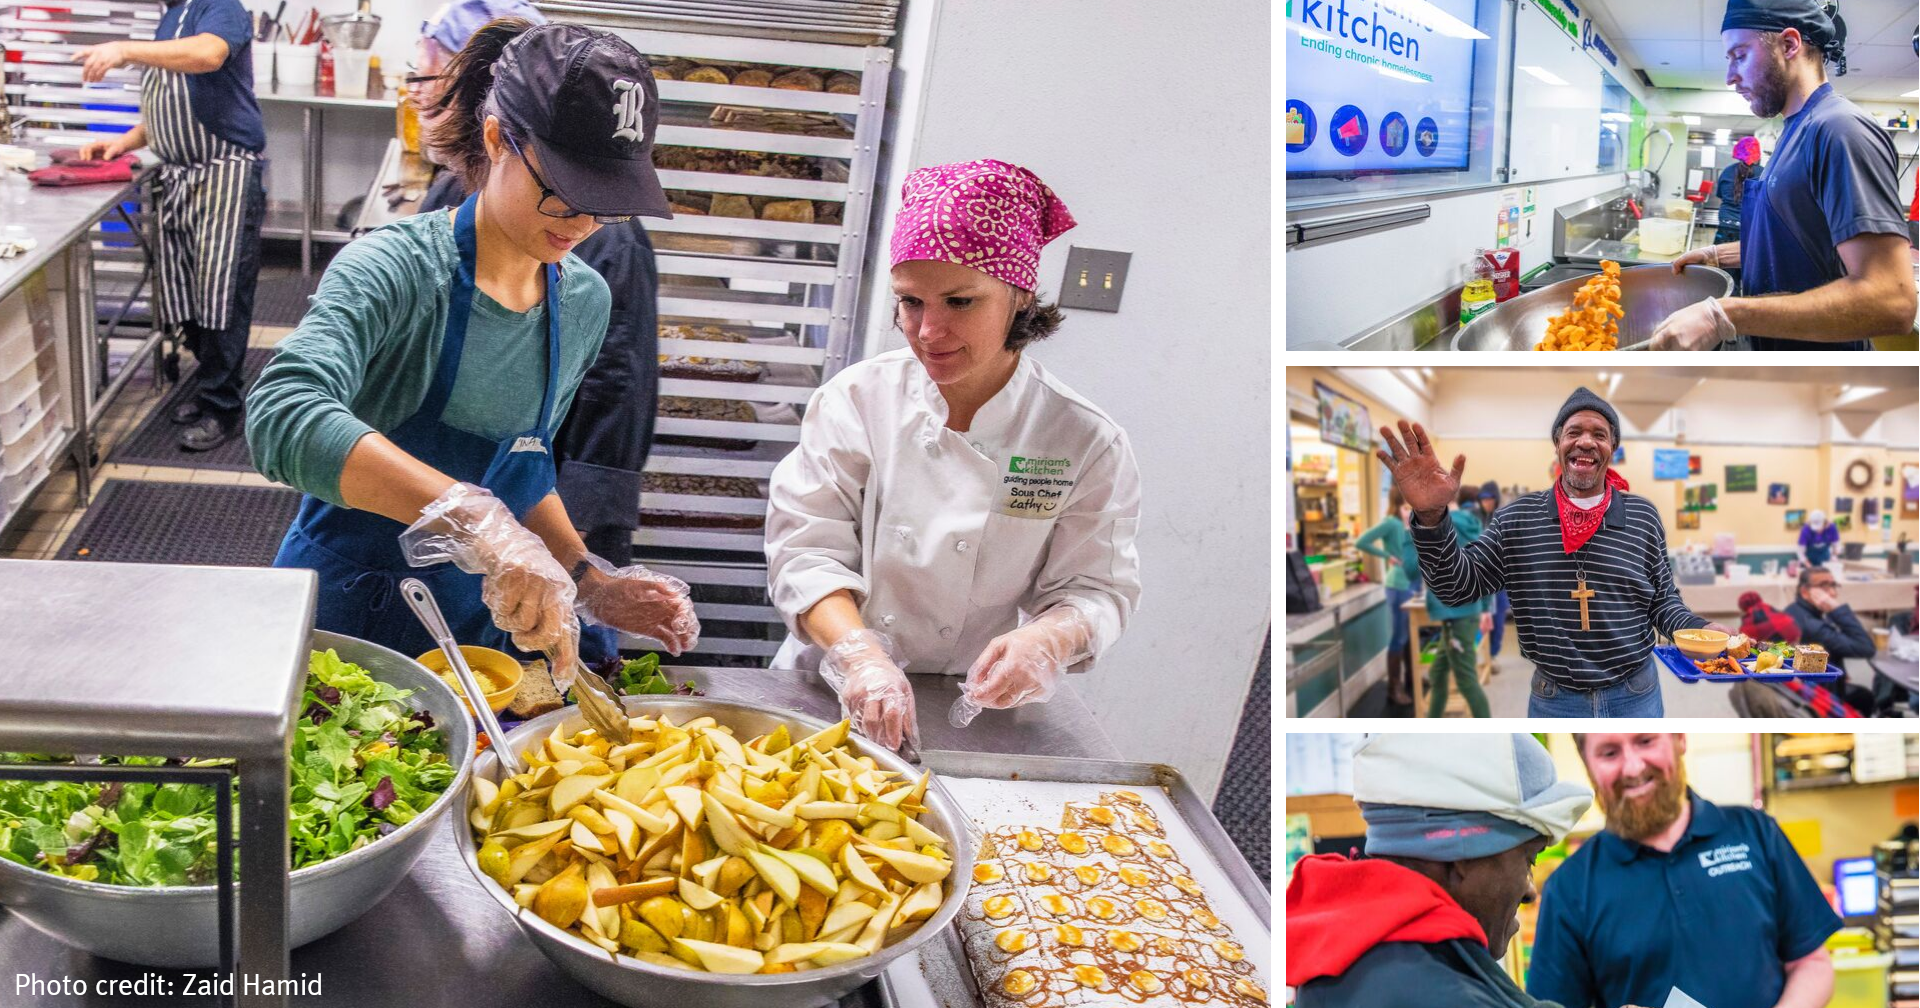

{"left": 399, "top": 482, "right": 579, "bottom": 672}
{"left": 950, "top": 602, "right": 1095, "bottom": 727}
{"left": 817, "top": 628, "right": 917, "bottom": 751}
{"left": 573, "top": 553, "right": 701, "bottom": 655}
{"left": 1649, "top": 297, "right": 1736, "bottom": 350}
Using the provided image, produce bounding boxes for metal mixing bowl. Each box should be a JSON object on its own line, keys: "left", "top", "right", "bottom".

{"left": 0, "top": 631, "right": 474, "bottom": 966}
{"left": 456, "top": 697, "right": 976, "bottom": 1008}
{"left": 1453, "top": 263, "right": 1734, "bottom": 350}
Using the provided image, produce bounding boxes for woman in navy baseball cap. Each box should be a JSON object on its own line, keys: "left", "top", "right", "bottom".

{"left": 248, "top": 19, "right": 695, "bottom": 679}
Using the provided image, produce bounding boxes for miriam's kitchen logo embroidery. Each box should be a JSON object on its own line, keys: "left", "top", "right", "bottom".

{"left": 509, "top": 436, "right": 549, "bottom": 455}
{"left": 1001, "top": 455, "right": 1076, "bottom": 517}
{"left": 1010, "top": 456, "right": 1072, "bottom": 476}
{"left": 1698, "top": 843, "right": 1753, "bottom": 878}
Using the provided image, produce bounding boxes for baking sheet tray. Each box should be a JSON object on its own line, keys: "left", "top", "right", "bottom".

{"left": 1655, "top": 645, "right": 1840, "bottom": 682}
{"left": 873, "top": 752, "right": 1270, "bottom": 1007}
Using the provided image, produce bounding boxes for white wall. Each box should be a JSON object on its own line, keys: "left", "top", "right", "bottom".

{"left": 875, "top": 0, "right": 1270, "bottom": 797}
{"left": 1285, "top": 172, "right": 1635, "bottom": 342}
{"left": 248, "top": 2, "right": 438, "bottom": 223}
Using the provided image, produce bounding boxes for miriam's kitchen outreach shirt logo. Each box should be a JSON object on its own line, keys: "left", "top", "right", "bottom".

{"left": 1698, "top": 843, "right": 1753, "bottom": 878}
{"left": 1001, "top": 455, "right": 1076, "bottom": 517}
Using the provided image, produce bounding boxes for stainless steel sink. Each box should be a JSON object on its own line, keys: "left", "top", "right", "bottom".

{"left": 1452, "top": 264, "right": 1734, "bottom": 350}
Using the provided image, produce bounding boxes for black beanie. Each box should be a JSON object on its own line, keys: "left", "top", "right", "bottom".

{"left": 1721, "top": 0, "right": 1845, "bottom": 67}
{"left": 1552, "top": 387, "right": 1619, "bottom": 443}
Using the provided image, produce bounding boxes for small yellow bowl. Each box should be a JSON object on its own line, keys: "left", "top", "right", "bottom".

{"left": 1672, "top": 629, "right": 1730, "bottom": 661}
{"left": 416, "top": 645, "right": 522, "bottom": 715}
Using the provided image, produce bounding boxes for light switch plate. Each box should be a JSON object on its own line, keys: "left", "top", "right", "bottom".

{"left": 1058, "top": 247, "right": 1131, "bottom": 312}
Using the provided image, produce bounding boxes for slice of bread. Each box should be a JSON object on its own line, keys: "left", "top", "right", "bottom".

{"left": 507, "top": 659, "right": 565, "bottom": 719}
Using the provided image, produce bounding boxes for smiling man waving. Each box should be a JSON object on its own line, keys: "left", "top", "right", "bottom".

{"left": 1377, "top": 388, "right": 1730, "bottom": 716}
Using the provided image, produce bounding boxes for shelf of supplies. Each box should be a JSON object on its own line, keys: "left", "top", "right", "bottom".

{"left": 658, "top": 377, "right": 815, "bottom": 405}
{"left": 656, "top": 79, "right": 860, "bottom": 116}
{"left": 654, "top": 417, "right": 801, "bottom": 444}
{"left": 4, "top": 106, "right": 139, "bottom": 127}
{"left": 656, "top": 124, "right": 852, "bottom": 160}
{"left": 655, "top": 169, "right": 845, "bottom": 202}
{"left": 657, "top": 296, "right": 829, "bottom": 327}
{"left": 692, "top": 602, "right": 781, "bottom": 623}
{"left": 657, "top": 338, "right": 824, "bottom": 366}
{"left": 643, "top": 491, "right": 767, "bottom": 517}
{"left": 588, "top": 23, "right": 881, "bottom": 73}
{"left": 636, "top": 527, "right": 767, "bottom": 552}
{"left": 654, "top": 252, "right": 836, "bottom": 286}
{"left": 647, "top": 213, "right": 841, "bottom": 244}
{"left": 1772, "top": 774, "right": 1868, "bottom": 792}
{"left": 644, "top": 561, "right": 767, "bottom": 588}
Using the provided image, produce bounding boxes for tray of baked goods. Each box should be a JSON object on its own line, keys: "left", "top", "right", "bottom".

{"left": 867, "top": 752, "right": 1271, "bottom": 1008}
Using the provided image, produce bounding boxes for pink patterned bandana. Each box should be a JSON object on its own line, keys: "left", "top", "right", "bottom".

{"left": 888, "top": 159, "right": 1076, "bottom": 292}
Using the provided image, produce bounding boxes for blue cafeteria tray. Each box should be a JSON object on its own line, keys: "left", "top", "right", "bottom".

{"left": 1655, "top": 645, "right": 1840, "bottom": 682}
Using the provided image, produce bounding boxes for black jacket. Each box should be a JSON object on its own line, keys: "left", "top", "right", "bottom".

{"left": 419, "top": 171, "right": 658, "bottom": 565}
{"left": 1784, "top": 598, "right": 1877, "bottom": 676}
{"left": 1297, "top": 939, "right": 1564, "bottom": 1008}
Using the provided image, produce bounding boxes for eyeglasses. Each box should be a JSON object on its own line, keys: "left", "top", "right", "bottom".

{"left": 403, "top": 73, "right": 442, "bottom": 86}
{"left": 504, "top": 133, "right": 631, "bottom": 225}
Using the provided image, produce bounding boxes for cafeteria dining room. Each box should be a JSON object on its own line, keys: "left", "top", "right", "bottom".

{"left": 1284, "top": 731, "right": 1920, "bottom": 1008}
{"left": 1283, "top": 0, "right": 1920, "bottom": 349}
{"left": 1284, "top": 364, "right": 1920, "bottom": 718}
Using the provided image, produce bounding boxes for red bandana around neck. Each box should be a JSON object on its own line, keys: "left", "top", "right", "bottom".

{"left": 1555, "top": 469, "right": 1630, "bottom": 554}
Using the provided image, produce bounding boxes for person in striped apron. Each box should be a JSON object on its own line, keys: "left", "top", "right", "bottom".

{"left": 76, "top": 0, "right": 266, "bottom": 451}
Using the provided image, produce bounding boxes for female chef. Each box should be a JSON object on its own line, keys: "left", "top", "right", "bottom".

{"left": 764, "top": 160, "right": 1143, "bottom": 749}
{"left": 247, "top": 21, "right": 697, "bottom": 676}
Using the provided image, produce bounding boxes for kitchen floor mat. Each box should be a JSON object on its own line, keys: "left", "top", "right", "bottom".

{"left": 251, "top": 266, "right": 323, "bottom": 326}
{"left": 60, "top": 479, "right": 298, "bottom": 567}
{"left": 106, "top": 348, "right": 273, "bottom": 472}
{"left": 1213, "top": 635, "right": 1271, "bottom": 885}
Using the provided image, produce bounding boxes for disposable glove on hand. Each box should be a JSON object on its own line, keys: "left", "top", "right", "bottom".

{"left": 951, "top": 602, "right": 1096, "bottom": 727}
{"left": 399, "top": 482, "right": 579, "bottom": 671}
{"left": 817, "top": 628, "right": 917, "bottom": 751}
{"left": 573, "top": 553, "right": 701, "bottom": 655}
{"left": 1649, "top": 298, "right": 1735, "bottom": 350}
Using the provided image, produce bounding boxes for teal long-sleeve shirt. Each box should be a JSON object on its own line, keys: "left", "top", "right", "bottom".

{"left": 247, "top": 210, "right": 612, "bottom": 507}
{"left": 1424, "top": 507, "right": 1488, "bottom": 620}
{"left": 1354, "top": 515, "right": 1418, "bottom": 590}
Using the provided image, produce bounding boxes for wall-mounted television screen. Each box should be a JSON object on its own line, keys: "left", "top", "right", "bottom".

{"left": 1285, "top": 0, "right": 1483, "bottom": 177}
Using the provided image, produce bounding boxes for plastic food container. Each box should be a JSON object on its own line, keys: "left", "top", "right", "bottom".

{"left": 1828, "top": 950, "right": 1890, "bottom": 1008}
{"left": 276, "top": 42, "right": 319, "bottom": 88}
{"left": 1638, "top": 218, "right": 1691, "bottom": 256}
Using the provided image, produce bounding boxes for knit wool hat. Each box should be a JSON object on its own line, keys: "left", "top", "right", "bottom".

{"left": 1552, "top": 387, "right": 1620, "bottom": 443}
{"left": 1354, "top": 734, "right": 1593, "bottom": 863}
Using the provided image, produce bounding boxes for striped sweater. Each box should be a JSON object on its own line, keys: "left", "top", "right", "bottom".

{"left": 1410, "top": 490, "right": 1707, "bottom": 689}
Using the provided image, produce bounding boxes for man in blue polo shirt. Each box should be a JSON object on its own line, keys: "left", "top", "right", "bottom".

{"left": 1528, "top": 733, "right": 1839, "bottom": 1008}
{"left": 75, "top": 0, "right": 266, "bottom": 451}
{"left": 1650, "top": 0, "right": 1915, "bottom": 350}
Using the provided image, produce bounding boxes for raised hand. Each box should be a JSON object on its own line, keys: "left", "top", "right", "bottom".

{"left": 1374, "top": 420, "right": 1465, "bottom": 523}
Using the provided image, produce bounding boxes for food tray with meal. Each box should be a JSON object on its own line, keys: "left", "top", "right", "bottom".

{"left": 1655, "top": 640, "right": 1840, "bottom": 683}
{"left": 872, "top": 751, "right": 1270, "bottom": 1008}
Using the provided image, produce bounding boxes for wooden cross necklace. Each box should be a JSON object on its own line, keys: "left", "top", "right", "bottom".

{"left": 1571, "top": 552, "right": 1597, "bottom": 631}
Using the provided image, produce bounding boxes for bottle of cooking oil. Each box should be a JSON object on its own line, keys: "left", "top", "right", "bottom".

{"left": 1459, "top": 276, "right": 1497, "bottom": 325}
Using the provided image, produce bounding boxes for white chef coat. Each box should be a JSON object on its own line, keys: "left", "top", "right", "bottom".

{"left": 765, "top": 348, "right": 1141, "bottom": 677}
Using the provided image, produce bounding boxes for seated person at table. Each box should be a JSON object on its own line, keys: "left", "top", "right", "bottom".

{"left": 1785, "top": 566, "right": 1878, "bottom": 711}
{"left": 1287, "top": 733, "right": 1602, "bottom": 1008}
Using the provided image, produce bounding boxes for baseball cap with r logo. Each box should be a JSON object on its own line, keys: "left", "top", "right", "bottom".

{"left": 491, "top": 23, "right": 672, "bottom": 219}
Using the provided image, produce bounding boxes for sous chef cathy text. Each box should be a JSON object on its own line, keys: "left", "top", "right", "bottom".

{"left": 999, "top": 455, "right": 1076, "bottom": 518}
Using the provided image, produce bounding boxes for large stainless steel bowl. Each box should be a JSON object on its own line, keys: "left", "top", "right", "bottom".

{"left": 1453, "top": 263, "right": 1734, "bottom": 350}
{"left": 457, "top": 696, "right": 975, "bottom": 1008}
{"left": 0, "top": 630, "right": 474, "bottom": 966}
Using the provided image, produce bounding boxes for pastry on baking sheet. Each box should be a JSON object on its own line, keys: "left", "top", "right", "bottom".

{"left": 959, "top": 809, "right": 1266, "bottom": 1006}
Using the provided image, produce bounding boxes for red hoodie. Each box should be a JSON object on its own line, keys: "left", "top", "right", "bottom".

{"left": 1286, "top": 853, "right": 1488, "bottom": 988}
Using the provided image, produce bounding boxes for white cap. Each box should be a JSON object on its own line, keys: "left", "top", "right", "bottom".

{"left": 1353, "top": 734, "right": 1593, "bottom": 855}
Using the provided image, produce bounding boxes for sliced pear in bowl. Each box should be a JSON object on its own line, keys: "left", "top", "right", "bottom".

{"left": 672, "top": 937, "right": 765, "bottom": 975}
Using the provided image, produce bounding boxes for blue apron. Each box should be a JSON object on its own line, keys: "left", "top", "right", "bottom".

{"left": 1805, "top": 533, "right": 1834, "bottom": 567}
{"left": 273, "top": 194, "right": 567, "bottom": 661}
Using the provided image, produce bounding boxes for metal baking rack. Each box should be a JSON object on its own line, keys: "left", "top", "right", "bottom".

{"left": 541, "top": 11, "right": 893, "bottom": 661}
{"left": 0, "top": 559, "right": 317, "bottom": 1007}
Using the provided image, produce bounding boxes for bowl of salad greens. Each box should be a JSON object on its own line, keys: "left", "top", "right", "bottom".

{"left": 0, "top": 630, "right": 473, "bottom": 966}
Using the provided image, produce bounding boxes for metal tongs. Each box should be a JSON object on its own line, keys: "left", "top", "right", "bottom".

{"left": 399, "top": 578, "right": 523, "bottom": 777}
{"left": 553, "top": 651, "right": 631, "bottom": 745}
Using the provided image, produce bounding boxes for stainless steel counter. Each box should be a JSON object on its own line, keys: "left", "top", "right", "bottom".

{"left": 0, "top": 162, "right": 146, "bottom": 304}
{"left": 255, "top": 84, "right": 398, "bottom": 112}
{"left": 0, "top": 665, "right": 1124, "bottom": 1006}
